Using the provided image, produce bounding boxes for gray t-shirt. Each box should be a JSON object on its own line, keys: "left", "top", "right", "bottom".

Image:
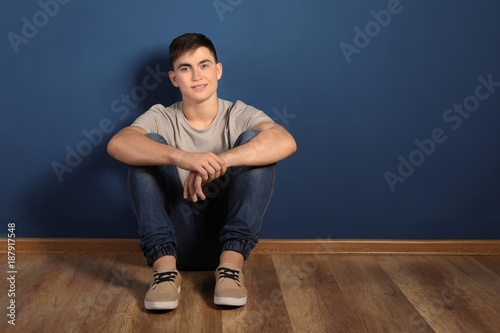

{"left": 130, "top": 98, "right": 273, "bottom": 184}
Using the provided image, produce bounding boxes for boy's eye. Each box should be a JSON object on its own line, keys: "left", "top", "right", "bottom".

{"left": 201, "top": 64, "right": 209, "bottom": 69}
{"left": 181, "top": 67, "right": 190, "bottom": 72}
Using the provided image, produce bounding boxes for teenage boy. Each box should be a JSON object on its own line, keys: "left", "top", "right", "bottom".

{"left": 107, "top": 33, "right": 296, "bottom": 310}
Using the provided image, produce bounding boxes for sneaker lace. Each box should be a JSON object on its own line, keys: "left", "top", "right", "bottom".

{"left": 218, "top": 267, "right": 241, "bottom": 282}
{"left": 152, "top": 271, "right": 177, "bottom": 287}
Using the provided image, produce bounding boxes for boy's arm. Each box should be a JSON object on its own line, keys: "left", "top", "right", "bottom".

{"left": 219, "top": 121, "right": 297, "bottom": 167}
{"left": 183, "top": 121, "right": 297, "bottom": 202}
{"left": 107, "top": 126, "right": 226, "bottom": 181}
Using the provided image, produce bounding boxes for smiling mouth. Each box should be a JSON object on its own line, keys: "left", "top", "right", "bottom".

{"left": 192, "top": 84, "right": 207, "bottom": 89}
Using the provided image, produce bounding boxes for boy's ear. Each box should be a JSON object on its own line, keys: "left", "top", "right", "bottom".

{"left": 217, "top": 63, "right": 223, "bottom": 80}
{"left": 169, "top": 71, "right": 179, "bottom": 87}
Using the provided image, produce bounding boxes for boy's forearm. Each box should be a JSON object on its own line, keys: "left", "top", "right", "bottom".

{"left": 108, "top": 127, "right": 227, "bottom": 182}
{"left": 220, "top": 127, "right": 296, "bottom": 167}
{"left": 107, "top": 127, "right": 182, "bottom": 166}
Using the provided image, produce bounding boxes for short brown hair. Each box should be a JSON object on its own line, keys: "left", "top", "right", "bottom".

{"left": 169, "top": 33, "right": 218, "bottom": 69}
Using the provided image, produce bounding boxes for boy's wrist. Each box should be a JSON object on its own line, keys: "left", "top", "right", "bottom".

{"left": 219, "top": 150, "right": 234, "bottom": 168}
{"left": 168, "top": 146, "right": 186, "bottom": 167}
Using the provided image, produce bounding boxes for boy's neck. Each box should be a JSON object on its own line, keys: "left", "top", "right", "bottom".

{"left": 181, "top": 94, "right": 219, "bottom": 130}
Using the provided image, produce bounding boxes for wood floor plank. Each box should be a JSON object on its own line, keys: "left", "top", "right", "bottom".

{"left": 325, "top": 255, "right": 434, "bottom": 333}
{"left": 13, "top": 254, "right": 116, "bottom": 332}
{"left": 95, "top": 255, "right": 221, "bottom": 333}
{"left": 273, "top": 254, "right": 366, "bottom": 332}
{"left": 75, "top": 254, "right": 151, "bottom": 332}
{"left": 379, "top": 255, "right": 499, "bottom": 333}
{"left": 3, "top": 253, "right": 62, "bottom": 317}
{"left": 438, "top": 256, "right": 500, "bottom": 328}
{"left": 177, "top": 270, "right": 222, "bottom": 333}
{"left": 221, "top": 254, "right": 293, "bottom": 333}
{"left": 473, "top": 255, "right": 500, "bottom": 276}
{"left": 2, "top": 252, "right": 499, "bottom": 332}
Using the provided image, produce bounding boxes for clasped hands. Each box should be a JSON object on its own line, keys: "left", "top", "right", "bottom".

{"left": 180, "top": 152, "right": 227, "bottom": 202}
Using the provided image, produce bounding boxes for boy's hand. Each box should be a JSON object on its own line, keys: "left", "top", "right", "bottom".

{"left": 183, "top": 171, "right": 206, "bottom": 202}
{"left": 180, "top": 152, "right": 226, "bottom": 202}
{"left": 178, "top": 152, "right": 226, "bottom": 182}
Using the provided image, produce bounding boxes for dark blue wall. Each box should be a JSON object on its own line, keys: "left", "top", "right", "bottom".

{"left": 2, "top": 0, "right": 500, "bottom": 239}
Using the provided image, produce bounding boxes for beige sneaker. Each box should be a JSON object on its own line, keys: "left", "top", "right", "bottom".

{"left": 144, "top": 267, "right": 181, "bottom": 310}
{"left": 214, "top": 263, "right": 247, "bottom": 306}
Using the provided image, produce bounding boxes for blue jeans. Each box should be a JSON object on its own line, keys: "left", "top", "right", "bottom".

{"left": 128, "top": 130, "right": 276, "bottom": 270}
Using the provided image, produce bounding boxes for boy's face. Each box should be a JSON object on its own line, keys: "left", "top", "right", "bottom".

{"left": 169, "top": 46, "right": 222, "bottom": 105}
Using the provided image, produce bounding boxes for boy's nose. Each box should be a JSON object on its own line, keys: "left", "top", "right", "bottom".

{"left": 192, "top": 68, "right": 202, "bottom": 80}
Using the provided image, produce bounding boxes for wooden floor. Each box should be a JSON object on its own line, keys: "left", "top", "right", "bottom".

{"left": 1, "top": 253, "right": 499, "bottom": 332}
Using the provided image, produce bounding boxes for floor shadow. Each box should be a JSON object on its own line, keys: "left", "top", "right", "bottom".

{"left": 197, "top": 271, "right": 219, "bottom": 310}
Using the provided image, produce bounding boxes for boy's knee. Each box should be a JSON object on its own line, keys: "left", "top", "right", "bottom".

{"left": 234, "top": 129, "right": 259, "bottom": 147}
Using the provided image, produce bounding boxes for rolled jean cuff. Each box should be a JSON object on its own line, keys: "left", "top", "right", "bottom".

{"left": 221, "top": 239, "right": 256, "bottom": 260}
{"left": 144, "top": 243, "right": 177, "bottom": 267}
